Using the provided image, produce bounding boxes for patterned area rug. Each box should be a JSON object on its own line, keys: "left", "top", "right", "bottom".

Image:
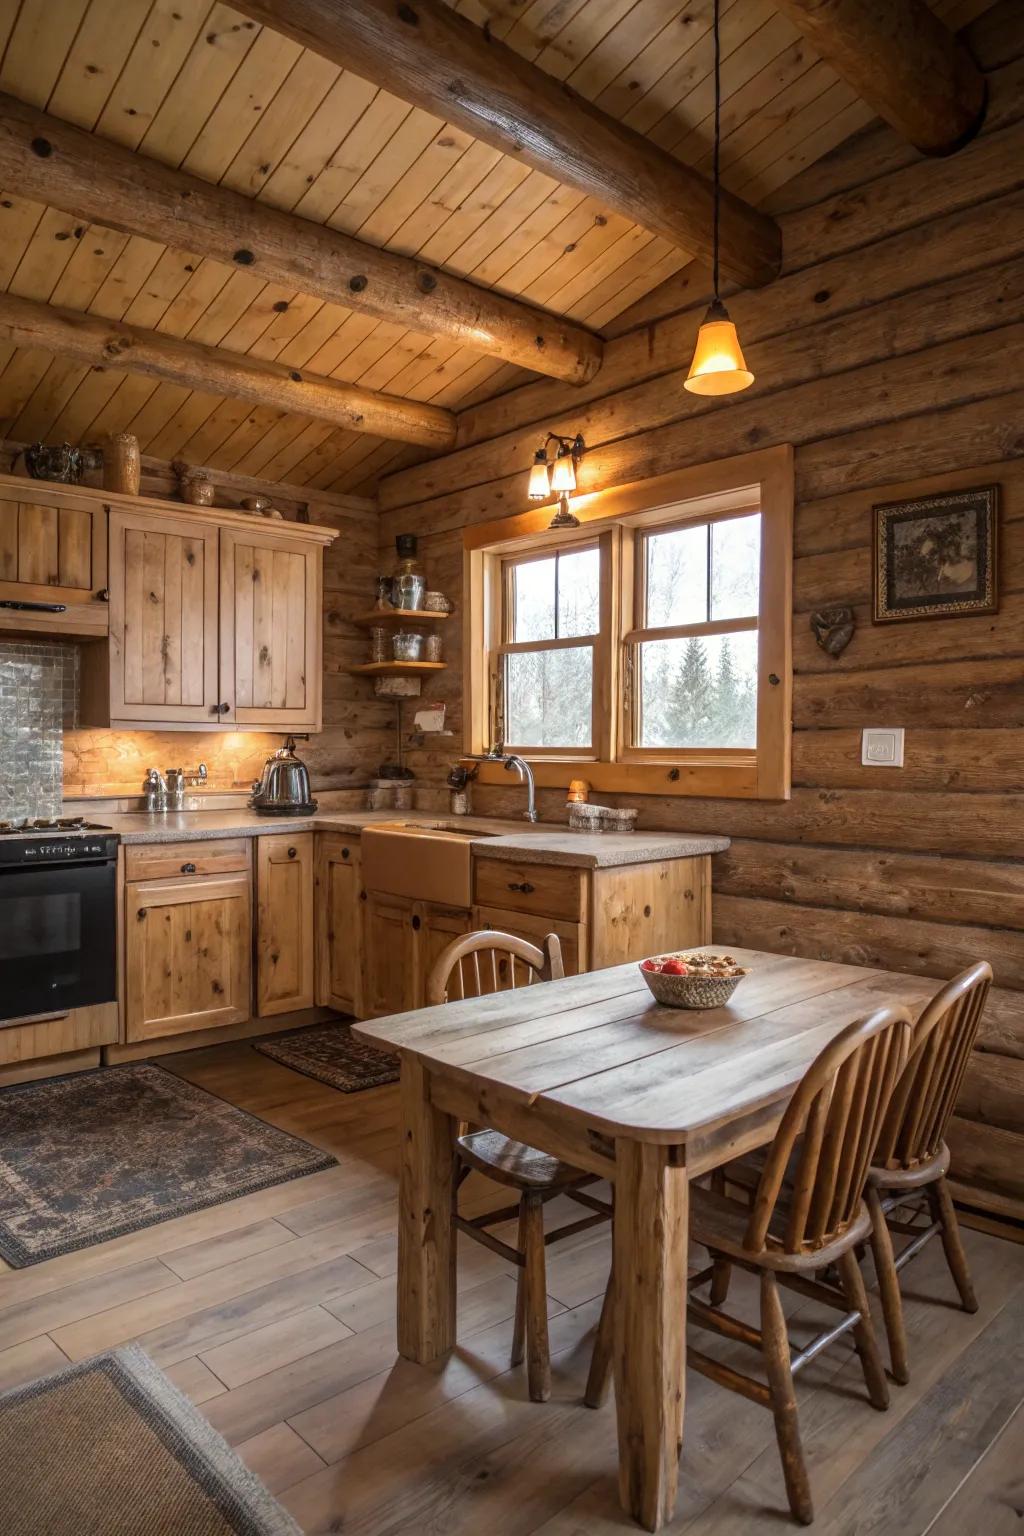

{"left": 0, "top": 1345, "right": 301, "bottom": 1535}
{"left": 0, "top": 1063, "right": 337, "bottom": 1268}
{"left": 254, "top": 1021, "right": 399, "bottom": 1093}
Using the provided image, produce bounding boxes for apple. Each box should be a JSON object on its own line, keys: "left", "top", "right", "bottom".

{"left": 661, "top": 958, "right": 689, "bottom": 976}
{"left": 641, "top": 958, "right": 661, "bottom": 972}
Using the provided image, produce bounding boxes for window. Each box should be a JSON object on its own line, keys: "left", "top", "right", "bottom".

{"left": 500, "top": 544, "right": 601, "bottom": 751}
{"left": 628, "top": 512, "right": 761, "bottom": 752}
{"left": 465, "top": 448, "right": 792, "bottom": 800}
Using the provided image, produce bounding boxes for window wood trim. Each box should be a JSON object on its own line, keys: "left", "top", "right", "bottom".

{"left": 463, "top": 446, "right": 792, "bottom": 802}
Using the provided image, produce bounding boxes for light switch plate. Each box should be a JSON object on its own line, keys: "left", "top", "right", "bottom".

{"left": 861, "top": 727, "right": 905, "bottom": 767}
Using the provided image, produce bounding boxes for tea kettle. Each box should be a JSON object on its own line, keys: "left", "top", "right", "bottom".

{"left": 249, "top": 736, "right": 317, "bottom": 815}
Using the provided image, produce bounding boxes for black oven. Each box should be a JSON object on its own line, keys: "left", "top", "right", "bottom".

{"left": 0, "top": 833, "right": 118, "bottom": 1024}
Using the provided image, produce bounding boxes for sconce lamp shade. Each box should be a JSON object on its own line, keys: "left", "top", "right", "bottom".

{"left": 550, "top": 448, "right": 577, "bottom": 494}
{"left": 684, "top": 299, "right": 754, "bottom": 396}
{"left": 528, "top": 450, "right": 551, "bottom": 500}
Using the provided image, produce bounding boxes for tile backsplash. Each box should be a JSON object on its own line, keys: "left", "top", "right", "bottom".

{"left": 0, "top": 641, "right": 79, "bottom": 821}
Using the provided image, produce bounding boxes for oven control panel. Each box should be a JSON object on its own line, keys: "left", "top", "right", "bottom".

{"left": 0, "top": 834, "right": 120, "bottom": 866}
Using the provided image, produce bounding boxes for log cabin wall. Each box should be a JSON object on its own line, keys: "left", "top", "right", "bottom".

{"left": 0, "top": 453, "right": 392, "bottom": 798}
{"left": 376, "top": 2, "right": 1024, "bottom": 1223}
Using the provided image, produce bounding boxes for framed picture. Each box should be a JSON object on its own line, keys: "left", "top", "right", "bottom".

{"left": 873, "top": 485, "right": 998, "bottom": 624}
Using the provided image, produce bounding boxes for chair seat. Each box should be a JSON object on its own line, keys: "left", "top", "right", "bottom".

{"left": 456, "top": 1129, "right": 589, "bottom": 1191}
{"left": 690, "top": 1180, "right": 873, "bottom": 1274}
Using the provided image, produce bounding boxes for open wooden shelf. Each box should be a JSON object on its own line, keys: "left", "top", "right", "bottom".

{"left": 352, "top": 608, "right": 450, "bottom": 628}
{"left": 347, "top": 660, "right": 448, "bottom": 677}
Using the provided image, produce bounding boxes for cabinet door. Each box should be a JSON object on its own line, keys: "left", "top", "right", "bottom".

{"left": 0, "top": 484, "right": 107, "bottom": 608}
{"left": 108, "top": 509, "right": 221, "bottom": 723}
{"left": 315, "top": 835, "right": 363, "bottom": 1015}
{"left": 417, "top": 903, "right": 474, "bottom": 1000}
{"left": 220, "top": 527, "right": 322, "bottom": 730}
{"left": 256, "top": 833, "right": 315, "bottom": 1016}
{"left": 362, "top": 892, "right": 418, "bottom": 1019}
{"left": 125, "top": 874, "right": 251, "bottom": 1041}
{"left": 473, "top": 905, "right": 587, "bottom": 982}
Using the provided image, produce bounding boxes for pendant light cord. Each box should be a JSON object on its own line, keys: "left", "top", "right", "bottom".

{"left": 712, "top": 0, "right": 721, "bottom": 302}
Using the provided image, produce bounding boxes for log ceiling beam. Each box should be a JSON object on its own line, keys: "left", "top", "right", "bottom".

{"left": 773, "top": 0, "right": 986, "bottom": 155}
{"left": 232, "top": 0, "right": 782, "bottom": 290}
{"left": 0, "top": 93, "right": 602, "bottom": 388}
{"left": 0, "top": 294, "right": 457, "bottom": 450}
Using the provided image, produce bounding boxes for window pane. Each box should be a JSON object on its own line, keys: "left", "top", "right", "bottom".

{"left": 711, "top": 513, "right": 760, "bottom": 620}
{"left": 511, "top": 556, "right": 555, "bottom": 641}
{"left": 644, "top": 523, "right": 708, "bottom": 627}
{"left": 636, "top": 630, "right": 757, "bottom": 748}
{"left": 557, "top": 547, "right": 600, "bottom": 637}
{"left": 505, "top": 646, "right": 592, "bottom": 747}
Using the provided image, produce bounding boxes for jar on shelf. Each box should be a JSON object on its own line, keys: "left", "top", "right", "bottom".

{"left": 393, "top": 631, "right": 424, "bottom": 662}
{"left": 424, "top": 631, "right": 444, "bottom": 662}
{"left": 370, "top": 626, "right": 388, "bottom": 663}
{"left": 392, "top": 534, "right": 426, "bottom": 611}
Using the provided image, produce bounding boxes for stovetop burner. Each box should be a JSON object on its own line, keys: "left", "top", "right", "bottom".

{"left": 0, "top": 817, "right": 113, "bottom": 836}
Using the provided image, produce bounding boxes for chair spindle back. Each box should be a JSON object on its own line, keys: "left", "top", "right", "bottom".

{"left": 873, "top": 962, "right": 992, "bottom": 1172}
{"left": 425, "top": 928, "right": 565, "bottom": 1007}
{"left": 747, "top": 1006, "right": 913, "bottom": 1255}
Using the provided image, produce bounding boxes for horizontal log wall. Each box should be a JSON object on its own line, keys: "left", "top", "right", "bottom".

{"left": 378, "top": 2, "right": 1024, "bottom": 1222}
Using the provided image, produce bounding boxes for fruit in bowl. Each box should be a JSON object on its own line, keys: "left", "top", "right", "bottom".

{"left": 640, "top": 951, "right": 750, "bottom": 1009}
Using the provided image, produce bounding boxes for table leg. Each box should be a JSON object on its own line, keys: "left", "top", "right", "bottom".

{"left": 396, "top": 1054, "right": 457, "bottom": 1363}
{"left": 614, "top": 1141, "right": 689, "bottom": 1531}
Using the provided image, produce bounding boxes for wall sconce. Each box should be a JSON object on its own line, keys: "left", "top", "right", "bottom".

{"left": 527, "top": 432, "right": 585, "bottom": 528}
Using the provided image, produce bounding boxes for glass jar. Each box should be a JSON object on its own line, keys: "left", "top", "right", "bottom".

{"left": 370, "top": 626, "right": 388, "bottom": 662}
{"left": 424, "top": 631, "right": 444, "bottom": 662}
{"left": 392, "top": 533, "right": 426, "bottom": 611}
{"left": 393, "top": 780, "right": 414, "bottom": 810}
{"left": 393, "top": 631, "right": 423, "bottom": 662}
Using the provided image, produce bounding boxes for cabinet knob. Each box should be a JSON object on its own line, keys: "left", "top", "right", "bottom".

{"left": 508, "top": 880, "right": 535, "bottom": 894}
{"left": 341, "top": 847, "right": 350, "bottom": 859}
{"left": 287, "top": 846, "right": 297, "bottom": 859}
{"left": 137, "top": 908, "right": 147, "bottom": 920}
{"left": 181, "top": 862, "right": 197, "bottom": 874}
{"left": 211, "top": 701, "right": 230, "bottom": 715}
{"left": 411, "top": 914, "right": 421, "bottom": 931}
{"left": 96, "top": 587, "right": 110, "bottom": 602}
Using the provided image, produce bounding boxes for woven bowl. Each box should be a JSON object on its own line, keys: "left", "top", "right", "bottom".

{"left": 639, "top": 964, "right": 746, "bottom": 1010}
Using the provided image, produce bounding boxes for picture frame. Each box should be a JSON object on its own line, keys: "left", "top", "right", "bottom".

{"left": 873, "top": 485, "right": 998, "bottom": 624}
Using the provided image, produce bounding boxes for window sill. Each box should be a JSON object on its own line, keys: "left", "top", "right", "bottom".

{"left": 467, "top": 755, "right": 781, "bottom": 800}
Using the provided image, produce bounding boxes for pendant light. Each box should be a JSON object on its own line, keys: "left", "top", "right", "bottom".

{"left": 685, "top": 0, "right": 754, "bottom": 397}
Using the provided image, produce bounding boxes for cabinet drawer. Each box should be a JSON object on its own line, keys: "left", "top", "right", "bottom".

{"left": 474, "top": 857, "right": 586, "bottom": 922}
{"left": 124, "top": 838, "right": 251, "bottom": 883}
{"left": 473, "top": 906, "right": 586, "bottom": 977}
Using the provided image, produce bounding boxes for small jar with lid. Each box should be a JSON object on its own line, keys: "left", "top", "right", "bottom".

{"left": 392, "top": 534, "right": 426, "bottom": 611}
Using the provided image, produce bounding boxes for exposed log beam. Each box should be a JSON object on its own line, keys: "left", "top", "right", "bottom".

{"left": 233, "top": 0, "right": 781, "bottom": 290}
{"left": 0, "top": 294, "right": 457, "bottom": 451}
{"left": 773, "top": 0, "right": 986, "bottom": 155}
{"left": 0, "top": 93, "right": 602, "bottom": 388}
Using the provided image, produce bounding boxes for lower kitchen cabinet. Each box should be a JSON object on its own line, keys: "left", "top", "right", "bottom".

{"left": 256, "top": 833, "right": 315, "bottom": 1015}
{"left": 362, "top": 893, "right": 472, "bottom": 1018}
{"left": 315, "top": 835, "right": 364, "bottom": 1015}
{"left": 473, "top": 905, "right": 586, "bottom": 980}
{"left": 124, "top": 872, "right": 252, "bottom": 1041}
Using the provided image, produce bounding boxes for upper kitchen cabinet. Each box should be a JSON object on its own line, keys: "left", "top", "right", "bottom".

{"left": 0, "top": 480, "right": 108, "bottom": 637}
{"left": 220, "top": 526, "right": 322, "bottom": 731}
{"left": 106, "top": 509, "right": 221, "bottom": 725}
{"left": 74, "top": 487, "right": 336, "bottom": 731}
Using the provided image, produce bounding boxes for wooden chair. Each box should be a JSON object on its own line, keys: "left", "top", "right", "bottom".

{"left": 425, "top": 929, "right": 612, "bottom": 1403}
{"left": 865, "top": 961, "right": 992, "bottom": 1386}
{"left": 587, "top": 1005, "right": 913, "bottom": 1526}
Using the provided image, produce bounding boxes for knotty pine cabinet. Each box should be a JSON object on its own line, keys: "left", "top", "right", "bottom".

{"left": 67, "top": 487, "right": 335, "bottom": 731}
{"left": 124, "top": 867, "right": 252, "bottom": 1042}
{"left": 0, "top": 480, "right": 108, "bottom": 638}
{"left": 315, "top": 835, "right": 364, "bottom": 1016}
{"left": 361, "top": 893, "right": 472, "bottom": 1018}
{"left": 256, "top": 833, "right": 315, "bottom": 1016}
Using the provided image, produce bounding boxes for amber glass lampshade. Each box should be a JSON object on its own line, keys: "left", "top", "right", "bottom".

{"left": 549, "top": 448, "right": 577, "bottom": 494}
{"left": 527, "top": 449, "right": 551, "bottom": 500}
{"left": 684, "top": 299, "right": 754, "bottom": 396}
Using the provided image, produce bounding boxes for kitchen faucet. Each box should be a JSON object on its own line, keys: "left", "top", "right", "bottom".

{"left": 462, "top": 747, "right": 538, "bottom": 822}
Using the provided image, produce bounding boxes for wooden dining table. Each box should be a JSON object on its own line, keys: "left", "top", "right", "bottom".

{"left": 355, "top": 946, "right": 939, "bottom": 1531}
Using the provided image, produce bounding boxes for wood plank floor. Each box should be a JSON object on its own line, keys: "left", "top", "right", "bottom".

{"left": 1, "top": 1038, "right": 1022, "bottom": 1534}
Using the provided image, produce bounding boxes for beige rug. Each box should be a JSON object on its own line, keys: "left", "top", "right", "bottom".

{"left": 0, "top": 1346, "right": 301, "bottom": 1535}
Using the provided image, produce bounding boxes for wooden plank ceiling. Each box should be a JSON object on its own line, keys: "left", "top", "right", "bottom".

{"left": 0, "top": 0, "right": 989, "bottom": 497}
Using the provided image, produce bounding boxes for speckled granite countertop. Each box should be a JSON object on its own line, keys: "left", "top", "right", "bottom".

{"left": 102, "top": 808, "right": 728, "bottom": 869}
